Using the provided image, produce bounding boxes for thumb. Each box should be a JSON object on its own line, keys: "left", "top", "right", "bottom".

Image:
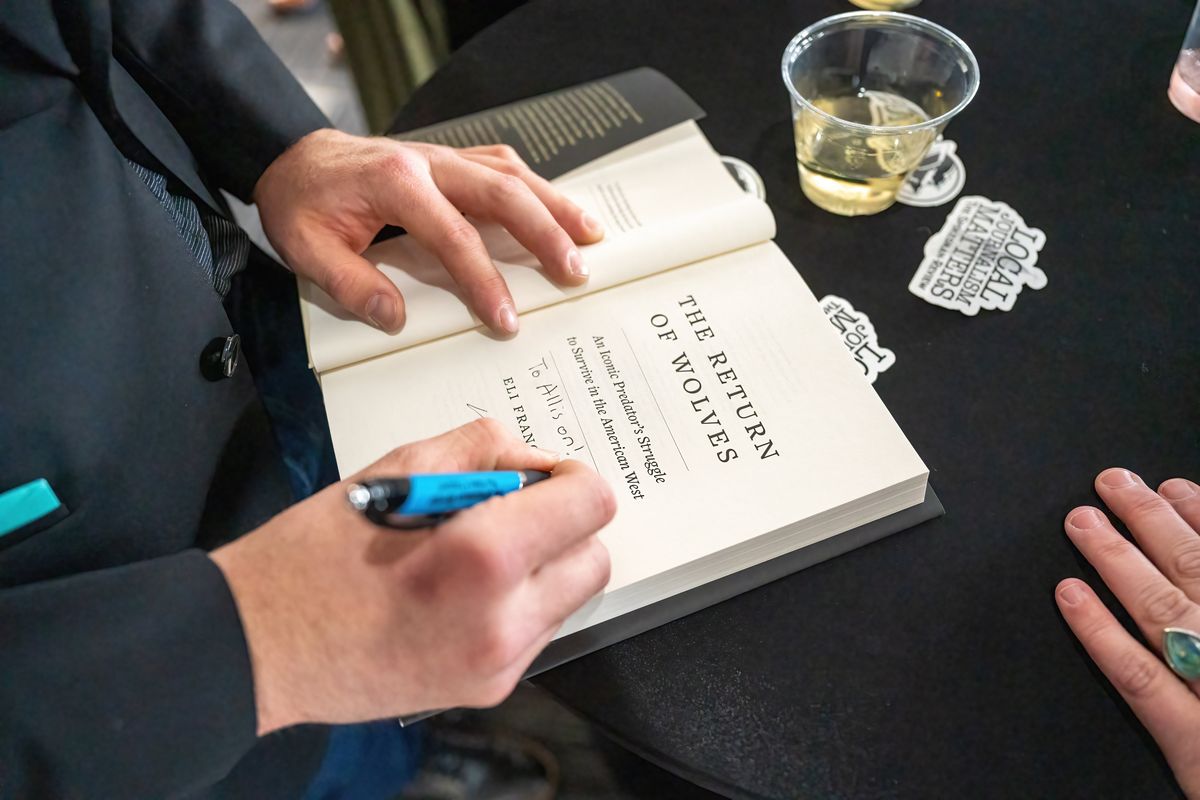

{"left": 305, "top": 234, "right": 406, "bottom": 332}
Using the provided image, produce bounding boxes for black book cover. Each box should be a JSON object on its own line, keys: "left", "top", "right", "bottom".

{"left": 528, "top": 486, "right": 944, "bottom": 676}
{"left": 395, "top": 67, "right": 706, "bottom": 180}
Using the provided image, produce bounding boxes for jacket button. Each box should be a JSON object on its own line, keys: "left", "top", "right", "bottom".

{"left": 200, "top": 335, "right": 241, "bottom": 381}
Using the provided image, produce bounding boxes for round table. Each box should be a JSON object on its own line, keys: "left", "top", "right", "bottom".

{"left": 390, "top": 1, "right": 1200, "bottom": 796}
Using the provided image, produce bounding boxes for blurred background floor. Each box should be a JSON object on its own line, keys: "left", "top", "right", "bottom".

{"left": 224, "top": 3, "right": 726, "bottom": 798}
{"left": 224, "top": 0, "right": 364, "bottom": 252}
{"left": 230, "top": 0, "right": 368, "bottom": 135}
{"left": 443, "top": 684, "right": 725, "bottom": 800}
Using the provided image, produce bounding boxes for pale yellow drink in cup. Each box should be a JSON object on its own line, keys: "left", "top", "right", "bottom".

{"left": 782, "top": 13, "right": 979, "bottom": 216}
{"left": 794, "top": 91, "right": 937, "bottom": 215}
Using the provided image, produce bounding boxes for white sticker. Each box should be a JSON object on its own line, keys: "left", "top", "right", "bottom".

{"left": 908, "top": 196, "right": 1047, "bottom": 316}
{"left": 819, "top": 295, "right": 896, "bottom": 384}
{"left": 897, "top": 138, "right": 966, "bottom": 207}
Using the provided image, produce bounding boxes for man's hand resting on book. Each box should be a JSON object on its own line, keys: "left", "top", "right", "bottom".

{"left": 253, "top": 129, "right": 605, "bottom": 335}
{"left": 209, "top": 418, "right": 615, "bottom": 734}
{"left": 1057, "top": 468, "right": 1200, "bottom": 798}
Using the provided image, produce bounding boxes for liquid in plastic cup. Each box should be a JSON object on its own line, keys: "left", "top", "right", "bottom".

{"left": 782, "top": 12, "right": 979, "bottom": 216}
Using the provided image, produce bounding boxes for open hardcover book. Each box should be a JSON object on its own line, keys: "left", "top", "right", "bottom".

{"left": 300, "top": 73, "right": 939, "bottom": 673}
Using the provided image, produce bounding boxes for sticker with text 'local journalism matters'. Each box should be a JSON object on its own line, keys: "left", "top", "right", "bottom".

{"left": 908, "top": 196, "right": 1047, "bottom": 316}
{"left": 819, "top": 295, "right": 895, "bottom": 384}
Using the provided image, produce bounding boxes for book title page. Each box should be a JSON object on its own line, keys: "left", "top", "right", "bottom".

{"left": 321, "top": 243, "right": 926, "bottom": 631}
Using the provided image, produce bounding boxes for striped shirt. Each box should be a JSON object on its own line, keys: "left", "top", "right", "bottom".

{"left": 127, "top": 160, "right": 250, "bottom": 296}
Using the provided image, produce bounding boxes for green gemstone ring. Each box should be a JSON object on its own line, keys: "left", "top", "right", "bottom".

{"left": 1163, "top": 628, "right": 1200, "bottom": 681}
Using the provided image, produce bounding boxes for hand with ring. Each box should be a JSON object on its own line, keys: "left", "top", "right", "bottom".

{"left": 1057, "top": 468, "right": 1200, "bottom": 798}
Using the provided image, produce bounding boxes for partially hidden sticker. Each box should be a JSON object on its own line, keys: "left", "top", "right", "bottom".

{"left": 908, "top": 196, "right": 1047, "bottom": 316}
{"left": 819, "top": 295, "right": 896, "bottom": 384}
{"left": 897, "top": 137, "right": 966, "bottom": 208}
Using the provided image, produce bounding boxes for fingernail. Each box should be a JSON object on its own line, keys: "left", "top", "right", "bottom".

{"left": 497, "top": 303, "right": 519, "bottom": 335}
{"left": 366, "top": 293, "right": 399, "bottom": 331}
{"left": 567, "top": 248, "right": 589, "bottom": 279}
{"left": 1100, "top": 468, "right": 1136, "bottom": 488}
{"left": 1068, "top": 507, "right": 1104, "bottom": 529}
{"left": 582, "top": 212, "right": 604, "bottom": 236}
{"left": 1161, "top": 478, "right": 1197, "bottom": 501}
{"left": 1059, "top": 582, "right": 1086, "bottom": 606}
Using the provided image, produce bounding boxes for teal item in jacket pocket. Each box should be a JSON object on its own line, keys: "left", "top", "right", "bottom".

{"left": 0, "top": 479, "right": 64, "bottom": 538}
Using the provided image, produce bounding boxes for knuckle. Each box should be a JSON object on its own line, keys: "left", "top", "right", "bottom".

{"left": 479, "top": 272, "right": 509, "bottom": 294}
{"left": 441, "top": 220, "right": 482, "bottom": 252}
{"left": 474, "top": 416, "right": 507, "bottom": 436}
{"left": 1171, "top": 540, "right": 1200, "bottom": 581}
{"left": 456, "top": 535, "right": 518, "bottom": 587}
{"left": 445, "top": 418, "right": 518, "bottom": 465}
{"left": 466, "top": 273, "right": 510, "bottom": 307}
{"left": 403, "top": 560, "right": 444, "bottom": 604}
{"left": 472, "top": 673, "right": 519, "bottom": 708}
{"left": 1112, "top": 648, "right": 1163, "bottom": 698}
{"left": 1137, "top": 583, "right": 1193, "bottom": 626}
{"left": 472, "top": 625, "right": 522, "bottom": 674}
{"left": 495, "top": 144, "right": 522, "bottom": 163}
{"left": 464, "top": 416, "right": 508, "bottom": 446}
{"left": 585, "top": 539, "right": 612, "bottom": 588}
{"left": 1076, "top": 614, "right": 1114, "bottom": 644}
{"left": 583, "top": 477, "right": 618, "bottom": 525}
{"left": 381, "top": 442, "right": 409, "bottom": 462}
{"left": 380, "top": 149, "right": 422, "bottom": 181}
{"left": 1093, "top": 536, "right": 1136, "bottom": 563}
{"left": 321, "top": 264, "right": 359, "bottom": 304}
{"left": 537, "top": 220, "right": 569, "bottom": 246}
{"left": 475, "top": 417, "right": 508, "bottom": 448}
{"left": 489, "top": 174, "right": 530, "bottom": 204}
{"left": 376, "top": 443, "right": 413, "bottom": 470}
{"left": 1127, "top": 491, "right": 1172, "bottom": 520}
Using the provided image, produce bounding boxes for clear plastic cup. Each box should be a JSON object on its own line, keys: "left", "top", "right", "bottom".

{"left": 782, "top": 12, "right": 979, "bottom": 216}
{"left": 1169, "top": 2, "right": 1200, "bottom": 123}
{"left": 848, "top": 0, "right": 922, "bottom": 9}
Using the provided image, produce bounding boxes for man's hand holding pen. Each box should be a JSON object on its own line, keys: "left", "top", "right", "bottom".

{"left": 209, "top": 419, "right": 615, "bottom": 734}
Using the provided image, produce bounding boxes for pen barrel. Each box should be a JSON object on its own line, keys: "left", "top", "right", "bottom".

{"left": 399, "top": 471, "right": 526, "bottom": 516}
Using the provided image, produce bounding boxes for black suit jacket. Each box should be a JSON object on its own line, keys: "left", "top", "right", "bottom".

{"left": 1, "top": 2, "right": 335, "bottom": 797}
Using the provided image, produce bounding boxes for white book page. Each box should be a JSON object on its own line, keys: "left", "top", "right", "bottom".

{"left": 320, "top": 243, "right": 927, "bottom": 634}
{"left": 301, "top": 122, "right": 775, "bottom": 373}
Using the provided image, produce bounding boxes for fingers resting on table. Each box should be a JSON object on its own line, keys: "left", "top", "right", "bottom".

{"left": 1063, "top": 469, "right": 1200, "bottom": 650}
{"left": 1057, "top": 467, "right": 1200, "bottom": 797}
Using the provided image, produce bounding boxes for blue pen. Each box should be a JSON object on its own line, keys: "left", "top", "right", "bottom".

{"left": 346, "top": 470, "right": 552, "bottom": 529}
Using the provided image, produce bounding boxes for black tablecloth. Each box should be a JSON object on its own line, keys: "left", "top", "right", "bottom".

{"left": 390, "top": 1, "right": 1200, "bottom": 797}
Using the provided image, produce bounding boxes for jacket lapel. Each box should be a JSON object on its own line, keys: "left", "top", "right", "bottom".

{"left": 0, "top": 0, "right": 77, "bottom": 76}
{"left": 4, "top": 0, "right": 224, "bottom": 215}
{"left": 107, "top": 59, "right": 224, "bottom": 213}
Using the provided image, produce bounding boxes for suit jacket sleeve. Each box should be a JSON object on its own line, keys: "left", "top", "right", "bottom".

{"left": 108, "top": 0, "right": 332, "bottom": 202}
{"left": 0, "top": 551, "right": 260, "bottom": 798}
